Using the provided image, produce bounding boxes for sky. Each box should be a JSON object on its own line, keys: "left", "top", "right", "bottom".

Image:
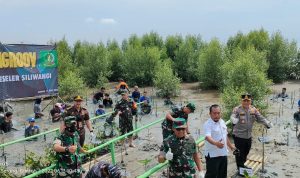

{"left": 1, "top": 0, "right": 300, "bottom": 45}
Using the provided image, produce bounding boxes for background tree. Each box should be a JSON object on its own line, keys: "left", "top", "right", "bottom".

{"left": 221, "top": 47, "right": 271, "bottom": 120}
{"left": 154, "top": 60, "right": 181, "bottom": 97}
{"left": 198, "top": 38, "right": 223, "bottom": 89}
{"left": 267, "top": 32, "right": 298, "bottom": 83}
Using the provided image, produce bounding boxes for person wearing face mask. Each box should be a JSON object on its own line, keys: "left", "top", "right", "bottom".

{"left": 204, "top": 104, "right": 236, "bottom": 178}
{"left": 231, "top": 94, "right": 271, "bottom": 176}
{"left": 53, "top": 116, "right": 87, "bottom": 178}
{"left": 64, "top": 96, "right": 93, "bottom": 147}
{"left": 158, "top": 118, "right": 204, "bottom": 178}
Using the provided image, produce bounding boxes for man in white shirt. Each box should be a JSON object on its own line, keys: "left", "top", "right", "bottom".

{"left": 203, "top": 104, "right": 235, "bottom": 178}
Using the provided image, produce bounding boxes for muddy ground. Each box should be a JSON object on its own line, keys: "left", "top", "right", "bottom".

{"left": 0, "top": 81, "right": 299, "bottom": 178}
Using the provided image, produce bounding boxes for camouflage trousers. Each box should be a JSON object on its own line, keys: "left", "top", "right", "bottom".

{"left": 169, "top": 169, "right": 196, "bottom": 178}
{"left": 56, "top": 168, "right": 82, "bottom": 178}
{"left": 119, "top": 116, "right": 133, "bottom": 136}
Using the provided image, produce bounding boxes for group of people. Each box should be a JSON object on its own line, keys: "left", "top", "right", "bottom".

{"left": 46, "top": 82, "right": 297, "bottom": 178}
{"left": 53, "top": 91, "right": 137, "bottom": 177}
{"left": 158, "top": 93, "right": 272, "bottom": 178}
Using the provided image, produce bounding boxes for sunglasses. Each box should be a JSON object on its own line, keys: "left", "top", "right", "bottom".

{"left": 241, "top": 94, "right": 252, "bottom": 99}
{"left": 175, "top": 128, "right": 186, "bottom": 131}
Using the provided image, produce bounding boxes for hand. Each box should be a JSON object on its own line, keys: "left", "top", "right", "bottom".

{"left": 69, "top": 145, "right": 77, "bottom": 154}
{"left": 165, "top": 148, "right": 173, "bottom": 160}
{"left": 230, "top": 144, "right": 236, "bottom": 151}
{"left": 214, "top": 140, "right": 224, "bottom": 149}
{"left": 198, "top": 171, "right": 205, "bottom": 178}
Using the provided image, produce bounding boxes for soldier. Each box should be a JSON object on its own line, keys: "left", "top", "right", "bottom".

{"left": 158, "top": 118, "right": 204, "bottom": 178}
{"left": 231, "top": 93, "right": 271, "bottom": 175}
{"left": 64, "top": 96, "right": 93, "bottom": 147}
{"left": 85, "top": 161, "right": 122, "bottom": 178}
{"left": 110, "top": 92, "right": 137, "bottom": 147}
{"left": 161, "top": 103, "right": 195, "bottom": 139}
{"left": 53, "top": 116, "right": 87, "bottom": 178}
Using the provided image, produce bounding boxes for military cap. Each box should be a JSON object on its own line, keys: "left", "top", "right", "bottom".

{"left": 241, "top": 93, "right": 252, "bottom": 100}
{"left": 173, "top": 118, "right": 187, "bottom": 128}
{"left": 74, "top": 95, "right": 83, "bottom": 101}
{"left": 186, "top": 102, "right": 196, "bottom": 113}
{"left": 64, "top": 116, "right": 76, "bottom": 124}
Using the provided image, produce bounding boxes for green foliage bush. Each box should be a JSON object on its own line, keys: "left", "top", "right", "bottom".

{"left": 220, "top": 48, "right": 272, "bottom": 120}
{"left": 58, "top": 71, "right": 85, "bottom": 101}
{"left": 198, "top": 38, "right": 223, "bottom": 89}
{"left": 0, "top": 166, "right": 15, "bottom": 178}
{"left": 123, "top": 46, "right": 161, "bottom": 86}
{"left": 154, "top": 60, "right": 181, "bottom": 97}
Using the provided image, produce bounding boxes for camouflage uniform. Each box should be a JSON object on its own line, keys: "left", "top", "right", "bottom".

{"left": 160, "top": 134, "right": 197, "bottom": 178}
{"left": 64, "top": 106, "right": 89, "bottom": 146}
{"left": 112, "top": 98, "right": 137, "bottom": 135}
{"left": 54, "top": 131, "right": 82, "bottom": 178}
{"left": 85, "top": 161, "right": 122, "bottom": 178}
{"left": 161, "top": 106, "right": 188, "bottom": 139}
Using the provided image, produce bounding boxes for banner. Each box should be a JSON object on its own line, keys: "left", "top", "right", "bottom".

{"left": 0, "top": 43, "right": 58, "bottom": 99}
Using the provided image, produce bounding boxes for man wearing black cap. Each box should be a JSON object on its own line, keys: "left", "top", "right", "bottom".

{"left": 64, "top": 96, "right": 93, "bottom": 147}
{"left": 231, "top": 93, "right": 271, "bottom": 175}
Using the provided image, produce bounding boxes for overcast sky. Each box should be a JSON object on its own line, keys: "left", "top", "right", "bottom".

{"left": 1, "top": 0, "right": 299, "bottom": 45}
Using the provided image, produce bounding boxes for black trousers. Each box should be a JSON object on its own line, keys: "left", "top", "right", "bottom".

{"left": 205, "top": 155, "right": 227, "bottom": 178}
{"left": 233, "top": 135, "right": 252, "bottom": 169}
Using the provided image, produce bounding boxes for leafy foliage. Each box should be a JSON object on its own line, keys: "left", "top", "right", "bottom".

{"left": 0, "top": 166, "right": 15, "bottom": 178}
{"left": 267, "top": 32, "right": 298, "bottom": 82}
{"left": 58, "top": 70, "right": 85, "bottom": 101}
{"left": 198, "top": 38, "right": 223, "bottom": 89}
{"left": 221, "top": 48, "right": 271, "bottom": 120}
{"left": 154, "top": 60, "right": 181, "bottom": 97}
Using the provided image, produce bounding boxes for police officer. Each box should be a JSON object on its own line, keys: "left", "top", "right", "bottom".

{"left": 111, "top": 91, "right": 137, "bottom": 147}
{"left": 53, "top": 116, "right": 87, "bottom": 178}
{"left": 64, "top": 96, "right": 93, "bottom": 147}
{"left": 231, "top": 94, "right": 271, "bottom": 174}
{"left": 161, "top": 103, "right": 195, "bottom": 139}
{"left": 158, "top": 118, "right": 204, "bottom": 178}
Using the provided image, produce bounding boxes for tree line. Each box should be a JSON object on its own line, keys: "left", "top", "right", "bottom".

{"left": 56, "top": 29, "right": 299, "bottom": 119}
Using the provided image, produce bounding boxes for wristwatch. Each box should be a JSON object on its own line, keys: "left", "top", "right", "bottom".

{"left": 65, "top": 146, "right": 70, "bottom": 153}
